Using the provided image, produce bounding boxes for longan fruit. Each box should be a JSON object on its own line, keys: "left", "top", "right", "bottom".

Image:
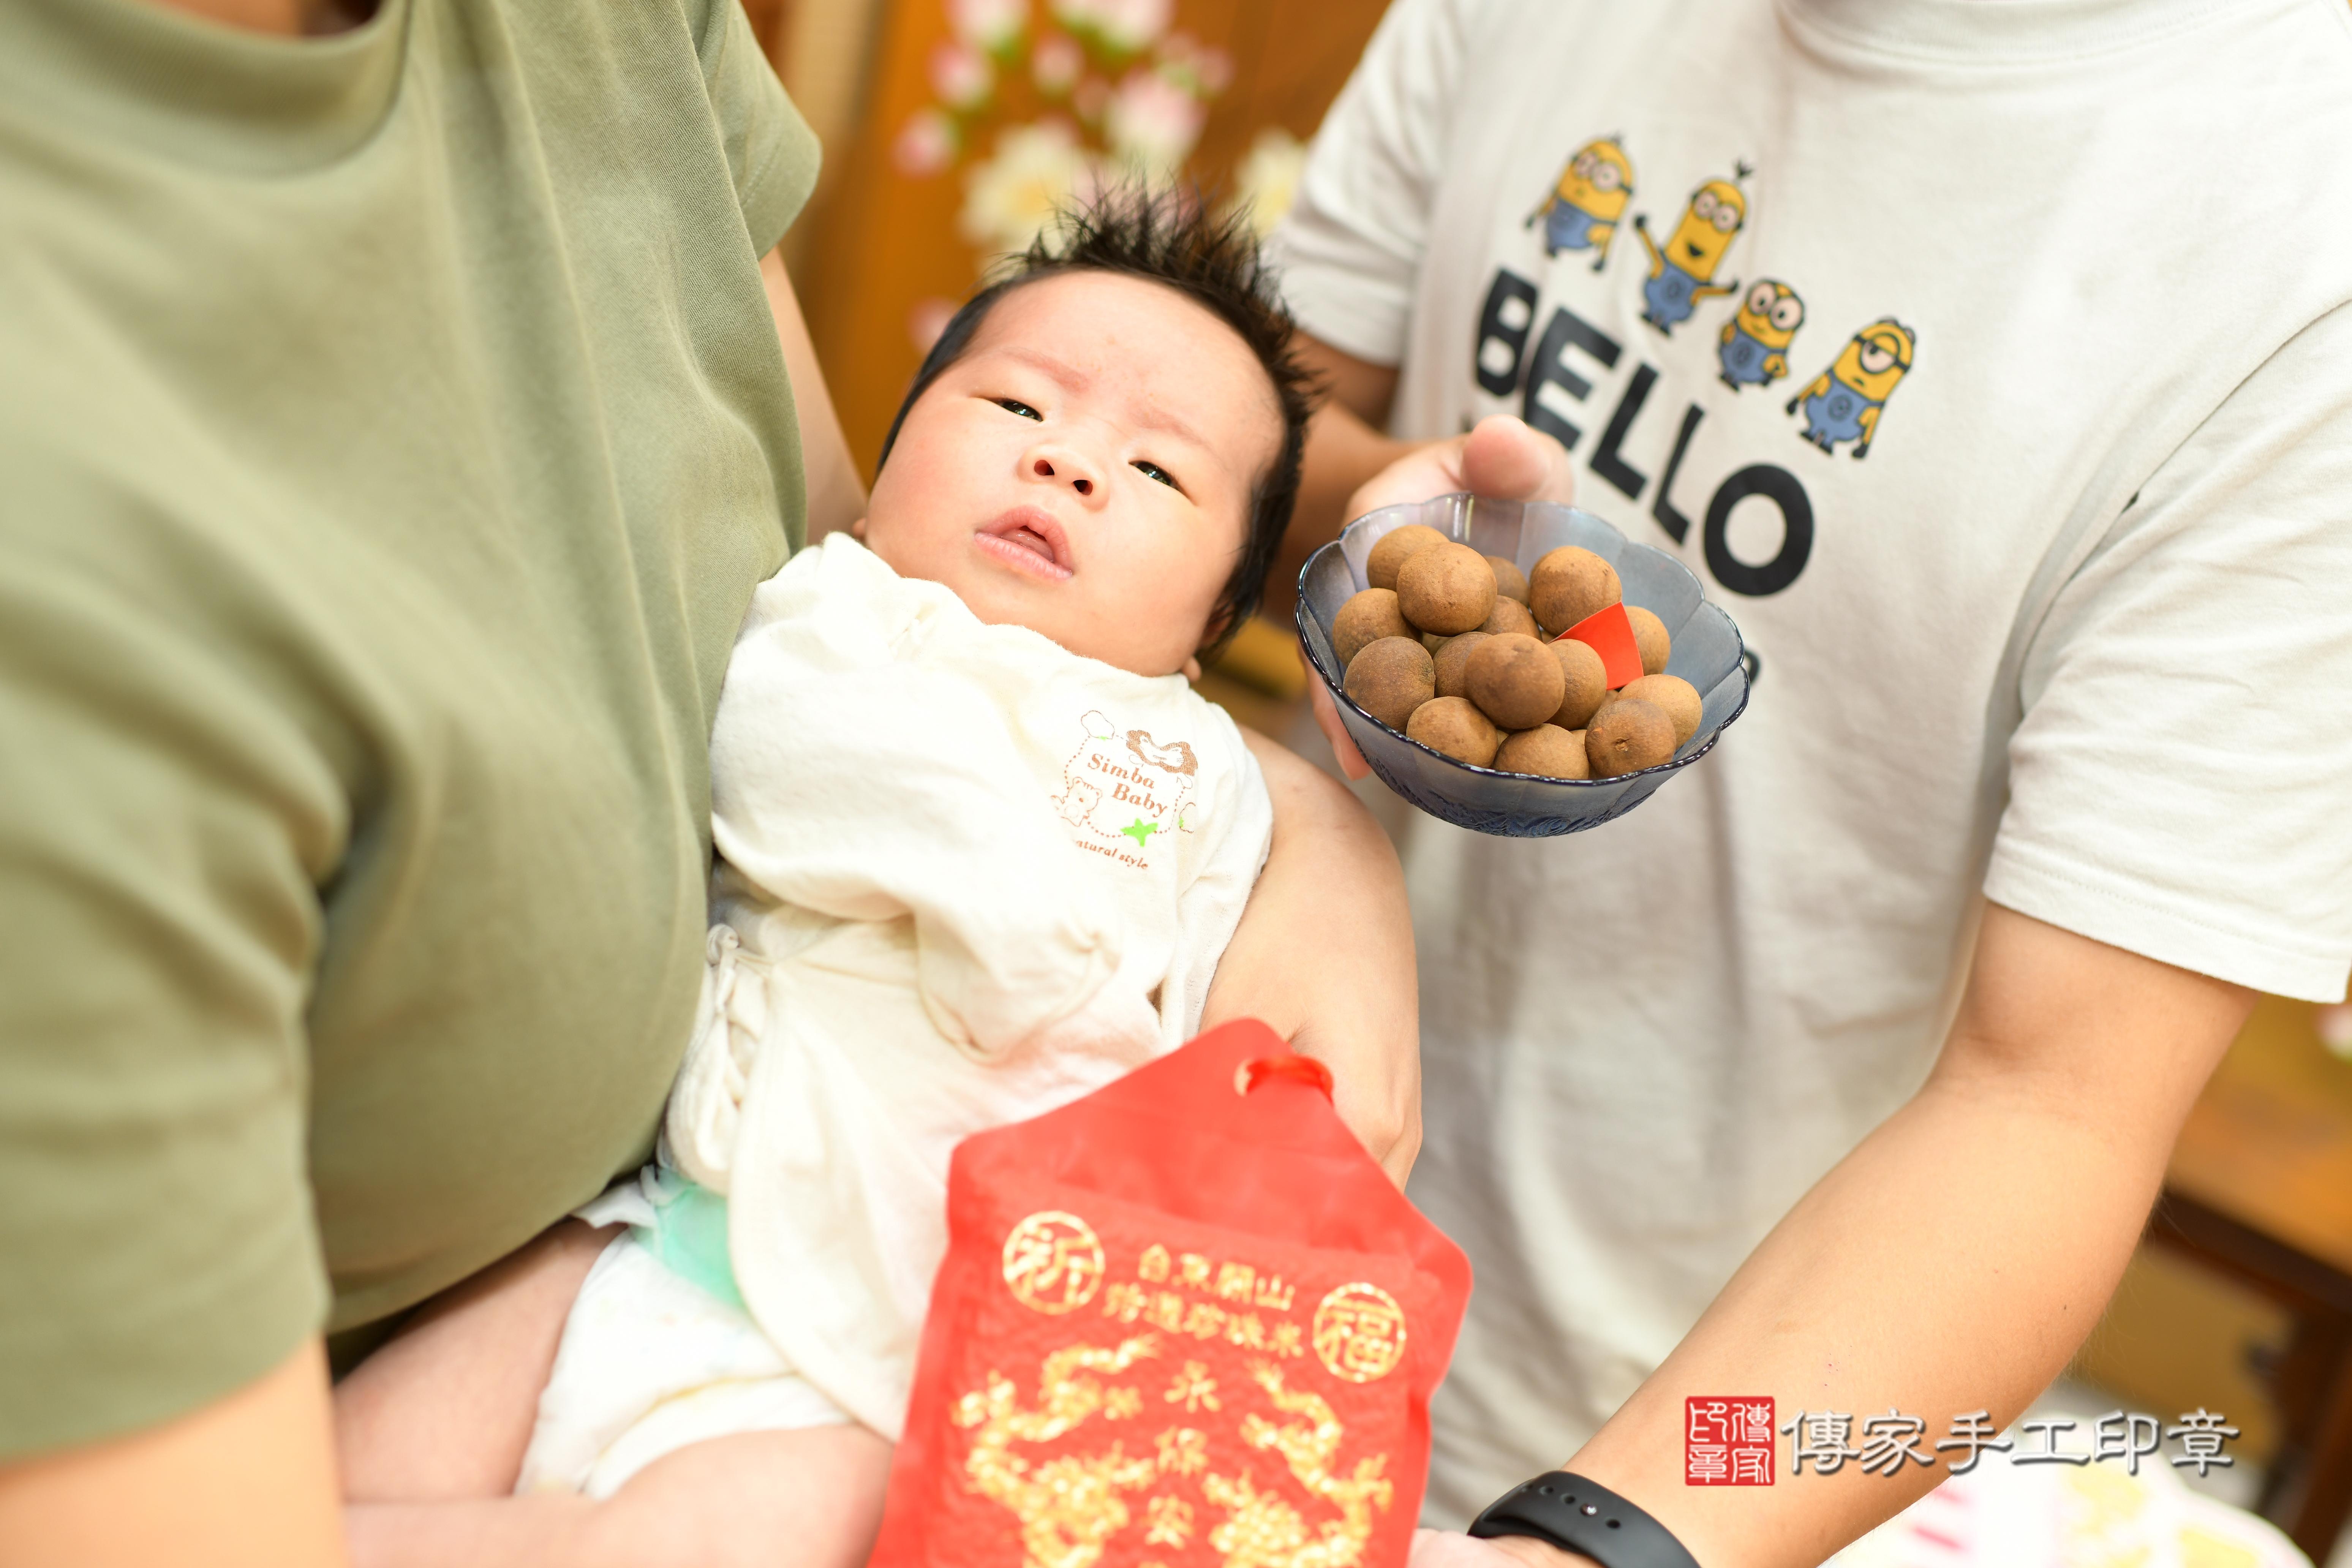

{"left": 1495, "top": 724, "right": 1590, "bottom": 780}
{"left": 1626, "top": 604, "right": 1672, "bottom": 675}
{"left": 1396, "top": 542, "right": 1499, "bottom": 636}
{"left": 1343, "top": 636, "right": 1435, "bottom": 731}
{"left": 1585, "top": 697, "right": 1675, "bottom": 778}
{"left": 1406, "top": 695, "right": 1501, "bottom": 768}
{"left": 1366, "top": 523, "right": 1449, "bottom": 591}
{"left": 1485, "top": 555, "right": 1531, "bottom": 605}
{"left": 1332, "top": 588, "right": 1411, "bottom": 669}
{"left": 1547, "top": 637, "right": 1610, "bottom": 730}
{"left": 1618, "top": 673, "right": 1702, "bottom": 747}
{"left": 1530, "top": 546, "right": 1622, "bottom": 637}
{"left": 1432, "top": 631, "right": 1491, "bottom": 699}
{"left": 1479, "top": 596, "right": 1539, "bottom": 639}
{"left": 1421, "top": 631, "right": 1448, "bottom": 654}
{"left": 1464, "top": 632, "right": 1568, "bottom": 731}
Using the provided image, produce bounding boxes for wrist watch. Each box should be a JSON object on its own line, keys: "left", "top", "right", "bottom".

{"left": 1468, "top": 1472, "right": 1702, "bottom": 1568}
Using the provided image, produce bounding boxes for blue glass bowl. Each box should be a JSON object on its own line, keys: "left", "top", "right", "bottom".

{"left": 1295, "top": 495, "right": 1750, "bottom": 837}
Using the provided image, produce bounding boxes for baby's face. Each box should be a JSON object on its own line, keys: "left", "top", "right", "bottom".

{"left": 859, "top": 271, "right": 1280, "bottom": 677}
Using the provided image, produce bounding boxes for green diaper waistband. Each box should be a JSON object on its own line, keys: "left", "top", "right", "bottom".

{"left": 636, "top": 1173, "right": 745, "bottom": 1311}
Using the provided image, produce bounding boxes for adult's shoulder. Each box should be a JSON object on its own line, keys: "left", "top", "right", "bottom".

{"left": 496, "top": 0, "right": 821, "bottom": 252}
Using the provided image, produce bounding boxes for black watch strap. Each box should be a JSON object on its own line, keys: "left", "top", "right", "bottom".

{"left": 1468, "top": 1472, "right": 1702, "bottom": 1568}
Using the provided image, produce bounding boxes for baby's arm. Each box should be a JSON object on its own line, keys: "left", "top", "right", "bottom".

{"left": 334, "top": 1220, "right": 614, "bottom": 1504}
{"left": 1201, "top": 732, "right": 1420, "bottom": 1185}
{"left": 334, "top": 1220, "right": 893, "bottom": 1568}
{"left": 343, "top": 1425, "right": 892, "bottom": 1568}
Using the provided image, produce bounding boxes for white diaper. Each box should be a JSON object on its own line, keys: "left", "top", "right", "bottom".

{"left": 515, "top": 1224, "right": 851, "bottom": 1499}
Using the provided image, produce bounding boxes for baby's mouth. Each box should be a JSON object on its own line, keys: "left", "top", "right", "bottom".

{"left": 976, "top": 507, "right": 1075, "bottom": 582}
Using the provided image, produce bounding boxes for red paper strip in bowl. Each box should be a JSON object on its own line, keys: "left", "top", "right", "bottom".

{"left": 1559, "top": 601, "right": 1644, "bottom": 689}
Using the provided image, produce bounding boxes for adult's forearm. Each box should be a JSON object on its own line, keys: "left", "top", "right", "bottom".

{"left": 1206, "top": 731, "right": 1419, "bottom": 1183}
{"left": 0, "top": 1340, "right": 350, "bottom": 1568}
{"left": 1559, "top": 1072, "right": 2168, "bottom": 1566}
{"left": 1541, "top": 909, "right": 2251, "bottom": 1568}
{"left": 1282, "top": 336, "right": 1410, "bottom": 586}
{"left": 1291, "top": 400, "right": 1411, "bottom": 565}
{"left": 760, "top": 249, "right": 867, "bottom": 542}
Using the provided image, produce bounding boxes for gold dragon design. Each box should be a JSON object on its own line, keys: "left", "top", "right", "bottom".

{"left": 955, "top": 1336, "right": 1164, "bottom": 1568}
{"left": 954, "top": 1346, "right": 1394, "bottom": 1568}
{"left": 1203, "top": 1363, "right": 1394, "bottom": 1568}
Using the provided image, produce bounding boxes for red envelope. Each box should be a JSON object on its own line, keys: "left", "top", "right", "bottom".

{"left": 871, "top": 1019, "right": 1472, "bottom": 1568}
{"left": 1560, "top": 601, "right": 1645, "bottom": 689}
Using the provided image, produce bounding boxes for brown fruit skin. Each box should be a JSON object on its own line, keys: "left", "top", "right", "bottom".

{"left": 1495, "top": 724, "right": 1590, "bottom": 780}
{"left": 1396, "top": 542, "right": 1499, "bottom": 635}
{"left": 1479, "top": 596, "right": 1539, "bottom": 638}
{"left": 1619, "top": 673, "right": 1702, "bottom": 746}
{"left": 1432, "top": 631, "right": 1492, "bottom": 699}
{"left": 1547, "top": 637, "right": 1610, "bottom": 729}
{"left": 1332, "top": 588, "right": 1411, "bottom": 669}
{"left": 1585, "top": 697, "right": 1676, "bottom": 778}
{"left": 1365, "top": 523, "right": 1449, "bottom": 591}
{"left": 1343, "top": 636, "right": 1435, "bottom": 731}
{"left": 1486, "top": 555, "right": 1531, "bottom": 605}
{"left": 1406, "top": 695, "right": 1502, "bottom": 767}
{"left": 1530, "top": 546, "right": 1623, "bottom": 637}
{"left": 1465, "top": 632, "right": 1568, "bottom": 731}
{"left": 1626, "top": 604, "right": 1672, "bottom": 675}
{"left": 1421, "top": 631, "right": 1449, "bottom": 654}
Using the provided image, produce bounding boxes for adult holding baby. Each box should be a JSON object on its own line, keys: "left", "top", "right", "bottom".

{"left": 1275, "top": 2, "right": 2352, "bottom": 1565}
{"left": 0, "top": 4, "right": 1418, "bottom": 1566}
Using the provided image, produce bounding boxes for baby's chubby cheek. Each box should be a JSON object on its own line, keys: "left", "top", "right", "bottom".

{"left": 849, "top": 507, "right": 955, "bottom": 586}
{"left": 854, "top": 498, "right": 1233, "bottom": 679}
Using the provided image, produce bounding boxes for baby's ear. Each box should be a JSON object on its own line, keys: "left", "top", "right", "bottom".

{"left": 849, "top": 516, "right": 869, "bottom": 539}
{"left": 1182, "top": 655, "right": 1204, "bottom": 683}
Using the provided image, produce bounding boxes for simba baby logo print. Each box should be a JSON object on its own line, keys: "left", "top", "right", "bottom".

{"left": 1053, "top": 710, "right": 1201, "bottom": 868}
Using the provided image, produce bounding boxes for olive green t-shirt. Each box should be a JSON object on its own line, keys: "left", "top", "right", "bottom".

{"left": 0, "top": 0, "right": 815, "bottom": 1455}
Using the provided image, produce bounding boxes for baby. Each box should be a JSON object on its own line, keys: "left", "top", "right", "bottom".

{"left": 339, "top": 194, "right": 1318, "bottom": 1567}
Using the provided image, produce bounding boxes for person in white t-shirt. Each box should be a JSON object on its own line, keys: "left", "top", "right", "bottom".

{"left": 1269, "top": 2, "right": 2352, "bottom": 1563}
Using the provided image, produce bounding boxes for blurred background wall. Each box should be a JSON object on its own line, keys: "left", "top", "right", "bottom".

{"left": 760, "top": 0, "right": 1385, "bottom": 474}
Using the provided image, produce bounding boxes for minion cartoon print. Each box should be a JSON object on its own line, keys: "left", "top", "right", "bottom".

{"left": 1526, "top": 138, "right": 1633, "bottom": 270}
{"left": 1718, "top": 280, "right": 1804, "bottom": 389}
{"left": 1788, "top": 318, "right": 1917, "bottom": 458}
{"left": 1633, "top": 171, "right": 1747, "bottom": 334}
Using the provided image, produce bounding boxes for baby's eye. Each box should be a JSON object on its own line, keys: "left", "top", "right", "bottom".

{"left": 1132, "top": 459, "right": 1181, "bottom": 491}
{"left": 995, "top": 398, "right": 1044, "bottom": 420}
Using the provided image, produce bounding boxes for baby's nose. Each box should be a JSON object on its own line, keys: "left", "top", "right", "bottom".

{"left": 1032, "top": 456, "right": 1091, "bottom": 496}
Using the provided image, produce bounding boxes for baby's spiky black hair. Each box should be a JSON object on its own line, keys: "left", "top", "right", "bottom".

{"left": 876, "top": 187, "right": 1317, "bottom": 659}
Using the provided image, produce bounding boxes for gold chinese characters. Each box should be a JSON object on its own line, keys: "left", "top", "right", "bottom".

{"left": 1002, "top": 1211, "right": 1107, "bottom": 1315}
{"left": 1139, "top": 1242, "right": 1298, "bottom": 1311}
{"left": 1100, "top": 1240, "right": 1310, "bottom": 1359}
{"left": 1311, "top": 1284, "right": 1407, "bottom": 1384}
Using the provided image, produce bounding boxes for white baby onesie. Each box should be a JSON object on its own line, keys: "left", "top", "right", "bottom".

{"left": 519, "top": 534, "right": 1273, "bottom": 1493}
